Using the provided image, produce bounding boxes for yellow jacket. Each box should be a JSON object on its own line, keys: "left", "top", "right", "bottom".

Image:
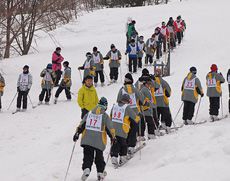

{"left": 0, "top": 77, "right": 5, "bottom": 93}
{"left": 77, "top": 85, "right": 99, "bottom": 111}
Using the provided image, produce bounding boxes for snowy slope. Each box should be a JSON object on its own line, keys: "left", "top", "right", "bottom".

{"left": 0, "top": 0, "right": 230, "bottom": 180}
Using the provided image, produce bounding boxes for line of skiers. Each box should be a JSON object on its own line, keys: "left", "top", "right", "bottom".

{"left": 125, "top": 15, "right": 186, "bottom": 74}
{"left": 72, "top": 64, "right": 229, "bottom": 180}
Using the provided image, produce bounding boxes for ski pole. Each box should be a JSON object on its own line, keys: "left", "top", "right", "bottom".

{"left": 103, "top": 70, "right": 110, "bottom": 83}
{"left": 173, "top": 102, "right": 184, "bottom": 122}
{"left": 194, "top": 97, "right": 202, "bottom": 123}
{"left": 221, "top": 95, "right": 224, "bottom": 118}
{"left": 64, "top": 142, "right": 76, "bottom": 181}
{"left": 7, "top": 92, "right": 18, "bottom": 110}
{"left": 79, "top": 70, "right": 83, "bottom": 82}
{"left": 28, "top": 94, "right": 36, "bottom": 109}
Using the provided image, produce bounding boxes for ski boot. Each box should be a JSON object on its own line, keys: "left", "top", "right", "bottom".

{"left": 101, "top": 83, "right": 105, "bottom": 87}
{"left": 81, "top": 168, "right": 90, "bottom": 181}
{"left": 94, "top": 83, "right": 98, "bottom": 87}
{"left": 119, "top": 156, "right": 127, "bottom": 165}
{"left": 148, "top": 134, "right": 156, "bottom": 140}
{"left": 97, "top": 171, "right": 107, "bottom": 181}
{"left": 54, "top": 98, "right": 57, "bottom": 104}
{"left": 127, "top": 147, "right": 135, "bottom": 159}
{"left": 187, "top": 120, "right": 194, "bottom": 125}
{"left": 38, "top": 101, "right": 42, "bottom": 105}
{"left": 45, "top": 102, "right": 49, "bottom": 105}
{"left": 111, "top": 156, "right": 118, "bottom": 168}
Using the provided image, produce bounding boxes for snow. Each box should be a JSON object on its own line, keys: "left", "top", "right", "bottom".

{"left": 0, "top": 0, "right": 230, "bottom": 180}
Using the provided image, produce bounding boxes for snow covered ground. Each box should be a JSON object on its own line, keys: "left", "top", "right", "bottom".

{"left": 1, "top": 0, "right": 230, "bottom": 180}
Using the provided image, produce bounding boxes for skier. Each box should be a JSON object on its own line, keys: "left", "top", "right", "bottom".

{"left": 78, "top": 52, "right": 95, "bottom": 78}
{"left": 54, "top": 61, "right": 72, "bottom": 104}
{"left": 117, "top": 73, "right": 144, "bottom": 155}
{"left": 153, "top": 27, "right": 164, "bottom": 60}
{"left": 167, "top": 17, "right": 176, "bottom": 49}
{"left": 104, "top": 44, "right": 122, "bottom": 84}
{"left": 92, "top": 47, "right": 105, "bottom": 87}
{"left": 52, "top": 47, "right": 64, "bottom": 86}
{"left": 110, "top": 94, "right": 139, "bottom": 167}
{"left": 126, "top": 39, "right": 140, "bottom": 74}
{"left": 134, "top": 68, "right": 150, "bottom": 90}
{"left": 174, "top": 16, "right": 184, "bottom": 45}
{"left": 38, "top": 64, "right": 56, "bottom": 105}
{"left": 126, "top": 20, "right": 137, "bottom": 48}
{"left": 206, "top": 64, "right": 225, "bottom": 121}
{"left": 145, "top": 34, "right": 156, "bottom": 65}
{"left": 0, "top": 72, "right": 5, "bottom": 112}
{"left": 73, "top": 97, "right": 116, "bottom": 181}
{"left": 181, "top": 67, "right": 204, "bottom": 125}
{"left": 78, "top": 75, "right": 98, "bottom": 119}
{"left": 140, "top": 76, "right": 159, "bottom": 139}
{"left": 16, "top": 65, "right": 32, "bottom": 112}
{"left": 154, "top": 69, "right": 172, "bottom": 132}
{"left": 227, "top": 69, "right": 230, "bottom": 114}
{"left": 137, "top": 35, "right": 145, "bottom": 68}
{"left": 160, "top": 22, "right": 169, "bottom": 53}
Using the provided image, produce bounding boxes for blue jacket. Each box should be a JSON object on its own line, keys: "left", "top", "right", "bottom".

{"left": 126, "top": 43, "right": 140, "bottom": 59}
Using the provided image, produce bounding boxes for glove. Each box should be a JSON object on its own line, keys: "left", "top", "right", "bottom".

{"left": 111, "top": 137, "right": 117, "bottom": 144}
{"left": 201, "top": 93, "right": 204, "bottom": 97}
{"left": 17, "top": 87, "right": 20, "bottom": 92}
{"left": 26, "top": 89, "right": 30, "bottom": 94}
{"left": 73, "top": 132, "right": 79, "bottom": 142}
{"left": 101, "top": 64, "right": 104, "bottom": 69}
{"left": 125, "top": 52, "right": 127, "bottom": 55}
{"left": 219, "top": 72, "right": 222, "bottom": 76}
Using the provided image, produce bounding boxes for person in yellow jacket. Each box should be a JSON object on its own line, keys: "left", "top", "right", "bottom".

{"left": 0, "top": 72, "right": 5, "bottom": 111}
{"left": 78, "top": 75, "right": 99, "bottom": 119}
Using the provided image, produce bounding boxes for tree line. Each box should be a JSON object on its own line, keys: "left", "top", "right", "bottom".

{"left": 0, "top": 0, "right": 168, "bottom": 59}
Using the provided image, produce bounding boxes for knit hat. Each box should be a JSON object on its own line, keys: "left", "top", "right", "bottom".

{"left": 86, "top": 52, "right": 92, "bottom": 58}
{"left": 46, "top": 63, "right": 52, "bottom": 70}
{"left": 124, "top": 73, "right": 133, "bottom": 84}
{"left": 111, "top": 44, "right": 115, "bottom": 49}
{"left": 56, "top": 47, "right": 61, "bottom": 51}
{"left": 210, "top": 64, "right": 218, "bottom": 72}
{"left": 98, "top": 97, "right": 108, "bottom": 109}
{"left": 63, "top": 61, "right": 69, "bottom": 67}
{"left": 83, "top": 75, "right": 93, "bottom": 83}
{"left": 142, "top": 68, "right": 149, "bottom": 76}
{"left": 190, "top": 66, "right": 197, "bottom": 74}
{"left": 93, "top": 47, "right": 97, "bottom": 52}
{"left": 23, "top": 65, "right": 29, "bottom": 69}
{"left": 121, "top": 94, "right": 130, "bottom": 103}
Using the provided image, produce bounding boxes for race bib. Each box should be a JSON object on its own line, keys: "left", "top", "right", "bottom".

{"left": 155, "top": 85, "right": 164, "bottom": 97}
{"left": 84, "top": 60, "right": 91, "bottom": 69}
{"left": 112, "top": 104, "right": 127, "bottom": 124}
{"left": 20, "top": 74, "right": 29, "bottom": 86}
{"left": 184, "top": 78, "right": 196, "bottom": 90}
{"left": 122, "top": 89, "right": 137, "bottom": 108}
{"left": 111, "top": 52, "right": 118, "bottom": 60}
{"left": 207, "top": 77, "right": 217, "bottom": 88}
{"left": 93, "top": 54, "right": 100, "bottom": 64}
{"left": 86, "top": 112, "right": 102, "bottom": 132}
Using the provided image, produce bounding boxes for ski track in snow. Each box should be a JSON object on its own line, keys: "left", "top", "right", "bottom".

{"left": 1, "top": 0, "right": 230, "bottom": 180}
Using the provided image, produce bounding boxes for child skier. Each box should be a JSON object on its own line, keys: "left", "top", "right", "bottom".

{"left": 145, "top": 35, "right": 156, "bottom": 65}
{"left": 137, "top": 36, "right": 145, "bottom": 68}
{"left": 73, "top": 97, "right": 115, "bottom": 181}
{"left": 38, "top": 63, "right": 56, "bottom": 105}
{"left": 92, "top": 47, "right": 105, "bottom": 87}
{"left": 0, "top": 72, "right": 5, "bottom": 112}
{"left": 78, "top": 52, "right": 96, "bottom": 78}
{"left": 181, "top": 67, "right": 203, "bottom": 124}
{"left": 110, "top": 94, "right": 139, "bottom": 167}
{"left": 52, "top": 47, "right": 64, "bottom": 86}
{"left": 54, "top": 61, "right": 72, "bottom": 104}
{"left": 16, "top": 65, "right": 32, "bottom": 112}
{"left": 206, "top": 64, "right": 225, "bottom": 121}
{"left": 104, "top": 44, "right": 122, "bottom": 84}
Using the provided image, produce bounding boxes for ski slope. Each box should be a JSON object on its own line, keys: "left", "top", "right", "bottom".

{"left": 0, "top": 0, "right": 230, "bottom": 180}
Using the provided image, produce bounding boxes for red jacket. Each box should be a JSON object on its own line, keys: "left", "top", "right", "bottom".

{"left": 52, "top": 51, "right": 64, "bottom": 71}
{"left": 174, "top": 20, "right": 184, "bottom": 32}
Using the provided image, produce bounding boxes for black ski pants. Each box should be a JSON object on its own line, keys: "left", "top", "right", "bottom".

{"left": 128, "top": 57, "right": 137, "bottom": 73}
{"left": 110, "top": 67, "right": 119, "bottom": 81}
{"left": 145, "top": 54, "right": 153, "bottom": 64}
{"left": 209, "top": 97, "right": 220, "bottom": 116}
{"left": 110, "top": 136, "right": 127, "bottom": 157}
{"left": 82, "top": 145, "right": 105, "bottom": 173}
{"left": 54, "top": 70, "right": 62, "bottom": 86}
{"left": 157, "top": 107, "right": 172, "bottom": 127}
{"left": 81, "top": 108, "right": 89, "bottom": 119}
{"left": 138, "top": 57, "right": 143, "bottom": 68}
{"left": 17, "top": 91, "right": 28, "bottom": 109}
{"left": 126, "top": 118, "right": 138, "bottom": 147}
{"left": 55, "top": 86, "right": 71, "bottom": 100}
{"left": 94, "top": 70, "right": 105, "bottom": 83}
{"left": 177, "top": 31, "right": 182, "bottom": 44}
{"left": 183, "top": 101, "right": 195, "bottom": 121}
{"left": 39, "top": 89, "right": 51, "bottom": 103}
